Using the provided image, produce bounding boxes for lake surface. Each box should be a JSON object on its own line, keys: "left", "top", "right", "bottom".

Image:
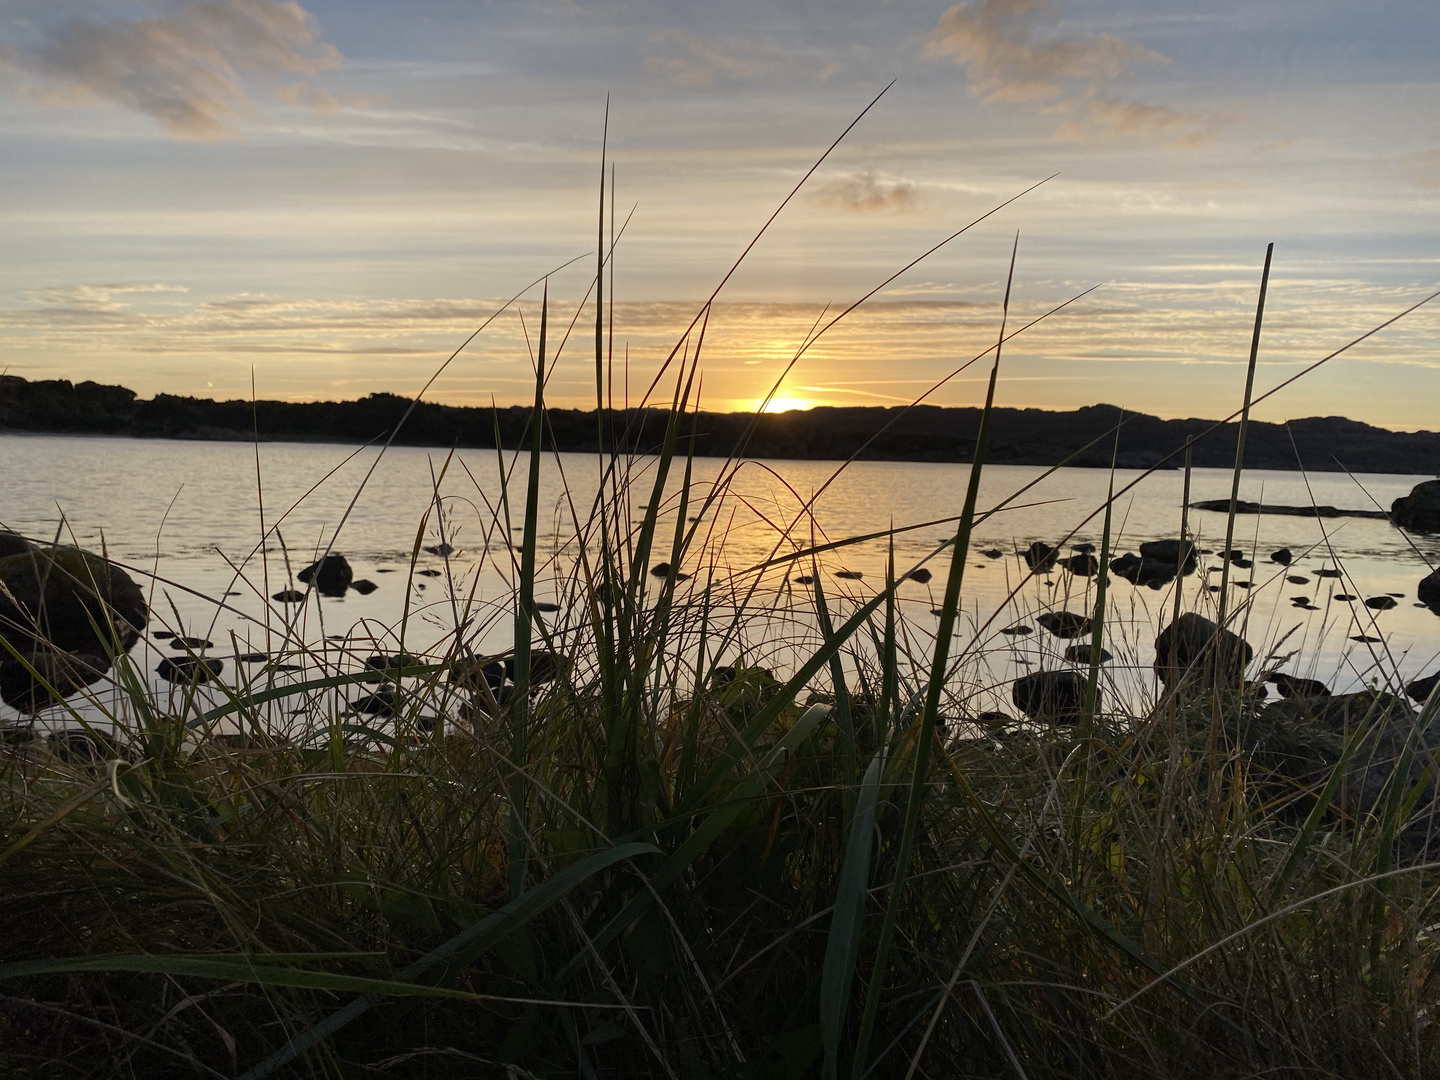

{"left": 2, "top": 432, "right": 1437, "bottom": 734}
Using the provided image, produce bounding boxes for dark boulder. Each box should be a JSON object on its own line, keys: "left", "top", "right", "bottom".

{"left": 365, "top": 653, "right": 417, "bottom": 671}
{"left": 1286, "top": 575, "right": 1310, "bottom": 585}
{"left": 450, "top": 658, "right": 505, "bottom": 694}
{"left": 1366, "top": 596, "right": 1398, "bottom": 611}
{"left": 505, "top": 650, "right": 570, "bottom": 685}
{"left": 1406, "top": 671, "right": 1438, "bottom": 705}
{"left": 1245, "top": 692, "right": 1440, "bottom": 851}
{"left": 1314, "top": 568, "right": 1343, "bottom": 579}
{"left": 905, "top": 567, "right": 933, "bottom": 584}
{"left": 350, "top": 579, "right": 379, "bottom": 595}
{"left": 1036, "top": 611, "right": 1092, "bottom": 638}
{"left": 272, "top": 589, "right": 306, "bottom": 603}
{"left": 1419, "top": 569, "right": 1440, "bottom": 612}
{"left": 424, "top": 543, "right": 455, "bottom": 556}
{"left": 169, "top": 636, "right": 213, "bottom": 649}
{"left": 1391, "top": 479, "right": 1440, "bottom": 532}
{"left": 1012, "top": 670, "right": 1093, "bottom": 722}
{"left": 1138, "top": 539, "right": 1197, "bottom": 573}
{"left": 1154, "top": 613, "right": 1252, "bottom": 688}
{"left": 1064, "top": 643, "right": 1112, "bottom": 665}
{"left": 1061, "top": 554, "right": 1099, "bottom": 576}
{"left": 157, "top": 656, "right": 223, "bottom": 685}
{"left": 298, "top": 554, "right": 353, "bottom": 597}
{"left": 0, "top": 541, "right": 147, "bottom": 657}
{"left": 980, "top": 548, "right": 1003, "bottom": 559}
{"left": 0, "top": 650, "right": 109, "bottom": 712}
{"left": 834, "top": 569, "right": 863, "bottom": 580}
{"left": 0, "top": 530, "right": 31, "bottom": 559}
{"left": 1110, "top": 552, "right": 1178, "bottom": 588}
{"left": 1270, "top": 548, "right": 1293, "bottom": 566}
{"left": 1023, "top": 542, "right": 1058, "bottom": 572}
{"left": 1267, "top": 672, "right": 1330, "bottom": 699}
{"left": 352, "top": 690, "right": 396, "bottom": 716}
{"left": 1000, "top": 624, "right": 1033, "bottom": 636}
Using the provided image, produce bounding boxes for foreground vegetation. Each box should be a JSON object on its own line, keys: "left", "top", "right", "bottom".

{"left": 4, "top": 108, "right": 1440, "bottom": 1079}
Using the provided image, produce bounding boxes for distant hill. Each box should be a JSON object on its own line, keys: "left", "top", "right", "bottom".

{"left": 2, "top": 374, "right": 1438, "bottom": 475}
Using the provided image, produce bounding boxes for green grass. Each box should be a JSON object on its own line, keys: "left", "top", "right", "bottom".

{"left": 3, "top": 102, "right": 1440, "bottom": 1078}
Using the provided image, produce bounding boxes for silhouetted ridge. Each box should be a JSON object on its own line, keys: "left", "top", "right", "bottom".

{"left": 2, "top": 375, "right": 1437, "bottom": 474}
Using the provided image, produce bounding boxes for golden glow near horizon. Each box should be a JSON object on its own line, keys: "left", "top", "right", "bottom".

{"left": 759, "top": 396, "right": 819, "bottom": 414}
{"left": 1, "top": 2, "right": 1438, "bottom": 428}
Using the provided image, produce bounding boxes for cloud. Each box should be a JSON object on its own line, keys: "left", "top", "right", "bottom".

{"left": 5, "top": 0, "right": 342, "bottom": 139}
{"left": 809, "top": 172, "right": 920, "bottom": 213}
{"left": 643, "top": 29, "right": 773, "bottom": 87}
{"left": 925, "top": 0, "right": 1236, "bottom": 145}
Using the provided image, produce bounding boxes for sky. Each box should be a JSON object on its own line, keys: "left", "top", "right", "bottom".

{"left": 1, "top": 0, "right": 1438, "bottom": 428}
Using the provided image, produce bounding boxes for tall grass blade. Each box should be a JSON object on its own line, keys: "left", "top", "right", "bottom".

{"left": 820, "top": 751, "right": 884, "bottom": 1080}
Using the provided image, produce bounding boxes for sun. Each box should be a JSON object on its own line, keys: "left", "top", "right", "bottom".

{"left": 758, "top": 396, "right": 816, "bottom": 414}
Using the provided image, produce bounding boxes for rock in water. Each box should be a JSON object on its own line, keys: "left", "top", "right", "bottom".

{"left": 272, "top": 589, "right": 306, "bottom": 603}
{"left": 834, "top": 569, "right": 863, "bottom": 580}
{"left": 1138, "top": 539, "right": 1198, "bottom": 573}
{"left": 1366, "top": 596, "right": 1398, "bottom": 611}
{"left": 0, "top": 539, "right": 147, "bottom": 657}
{"left": 0, "top": 650, "right": 109, "bottom": 712}
{"left": 352, "top": 690, "right": 396, "bottom": 716}
{"left": 1267, "top": 672, "right": 1330, "bottom": 699}
{"left": 1405, "top": 671, "right": 1438, "bottom": 704}
{"left": 1270, "top": 548, "right": 1293, "bottom": 566}
{"left": 1110, "top": 553, "right": 1177, "bottom": 589}
{"left": 1012, "top": 670, "right": 1092, "bottom": 722}
{"left": 1000, "top": 624, "right": 1033, "bottom": 636}
{"left": 157, "top": 656, "right": 223, "bottom": 685}
{"left": 980, "top": 548, "right": 1003, "bottom": 559}
{"left": 1418, "top": 569, "right": 1440, "bottom": 612}
{"left": 1061, "top": 554, "right": 1099, "bottom": 577}
{"left": 1154, "top": 613, "right": 1252, "bottom": 688}
{"left": 1024, "top": 542, "right": 1059, "bottom": 572}
{"left": 297, "top": 554, "right": 353, "bottom": 597}
{"left": 650, "top": 562, "right": 671, "bottom": 578}
{"left": 424, "top": 543, "right": 455, "bottom": 556}
{"left": 350, "top": 579, "right": 379, "bottom": 595}
{"left": 1390, "top": 479, "right": 1440, "bottom": 532}
{"left": 504, "top": 650, "right": 570, "bottom": 685}
{"left": 905, "top": 567, "right": 933, "bottom": 584}
{"left": 1064, "top": 643, "right": 1112, "bottom": 665}
{"left": 1036, "top": 611, "right": 1092, "bottom": 639}
{"left": 450, "top": 658, "right": 505, "bottom": 693}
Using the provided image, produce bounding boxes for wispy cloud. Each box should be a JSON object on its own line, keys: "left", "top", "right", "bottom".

{"left": 4, "top": 0, "right": 343, "bottom": 138}
{"left": 643, "top": 29, "right": 774, "bottom": 87}
{"left": 808, "top": 172, "right": 920, "bottom": 213}
{"left": 924, "top": 0, "right": 1238, "bottom": 145}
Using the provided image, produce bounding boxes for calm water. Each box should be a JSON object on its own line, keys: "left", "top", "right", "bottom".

{"left": 2, "top": 432, "right": 1437, "bottom": 733}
